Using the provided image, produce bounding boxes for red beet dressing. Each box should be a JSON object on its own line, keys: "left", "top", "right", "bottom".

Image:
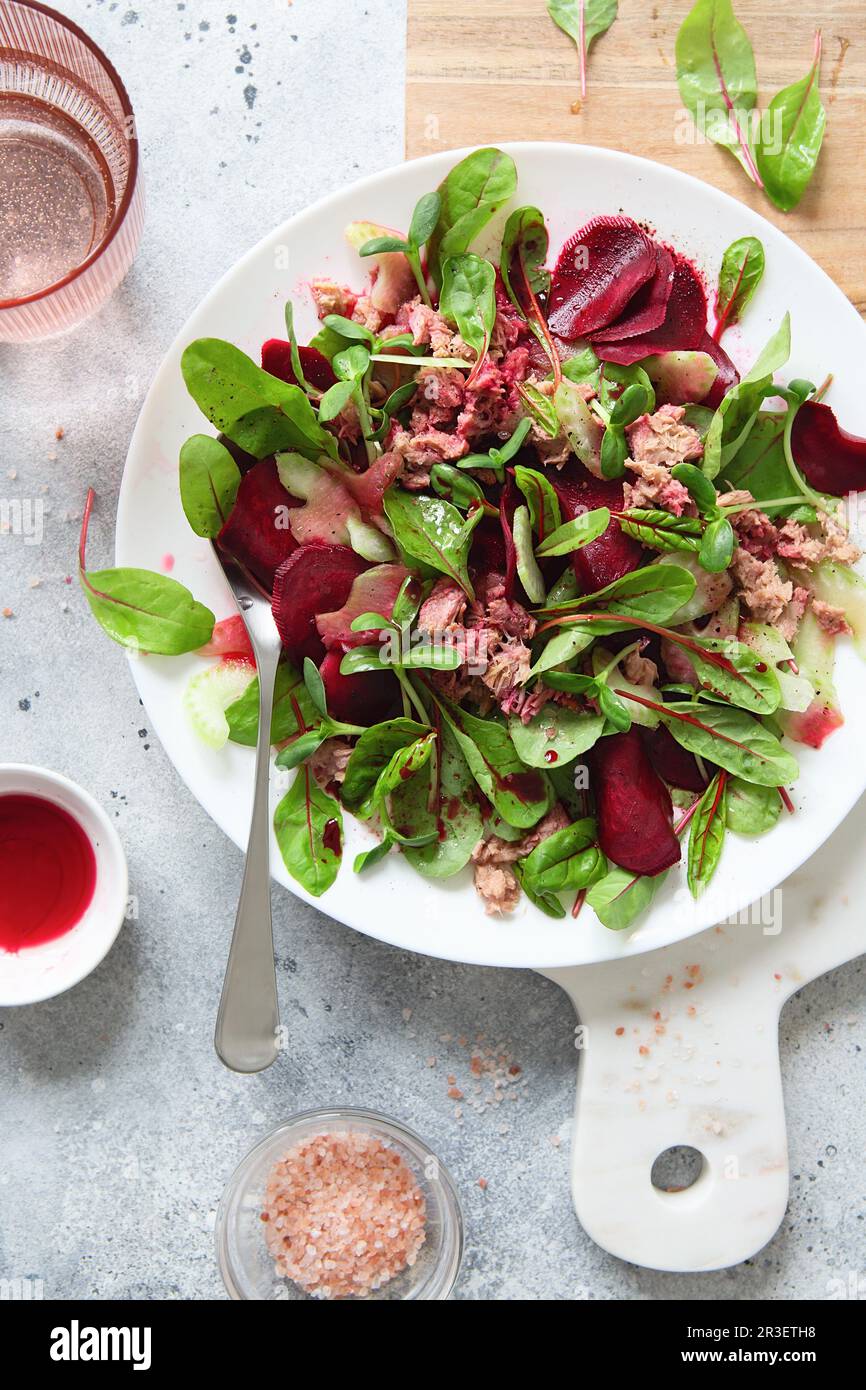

{"left": 0, "top": 795, "right": 96, "bottom": 953}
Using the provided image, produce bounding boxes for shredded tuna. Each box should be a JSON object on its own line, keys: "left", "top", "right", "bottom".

{"left": 626, "top": 404, "right": 703, "bottom": 469}
{"left": 732, "top": 507, "right": 779, "bottom": 560}
{"left": 481, "top": 637, "right": 532, "bottom": 697}
{"left": 471, "top": 803, "right": 571, "bottom": 914}
{"left": 310, "top": 278, "right": 356, "bottom": 320}
{"left": 730, "top": 548, "right": 793, "bottom": 625}
{"left": 390, "top": 424, "right": 469, "bottom": 488}
{"left": 351, "top": 293, "right": 384, "bottom": 334}
{"left": 811, "top": 599, "right": 852, "bottom": 637}
{"left": 818, "top": 510, "right": 862, "bottom": 566}
{"left": 715, "top": 489, "right": 754, "bottom": 511}
{"left": 416, "top": 577, "right": 467, "bottom": 634}
{"left": 396, "top": 297, "right": 474, "bottom": 359}
{"left": 778, "top": 585, "right": 810, "bottom": 642}
{"left": 472, "top": 861, "right": 521, "bottom": 915}
{"left": 622, "top": 464, "right": 692, "bottom": 517}
{"left": 310, "top": 738, "right": 354, "bottom": 792}
{"left": 622, "top": 647, "right": 659, "bottom": 686}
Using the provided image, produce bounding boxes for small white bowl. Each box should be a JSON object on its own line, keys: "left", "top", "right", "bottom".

{"left": 0, "top": 765, "right": 128, "bottom": 1005}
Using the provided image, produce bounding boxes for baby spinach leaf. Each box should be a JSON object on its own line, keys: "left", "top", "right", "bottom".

{"left": 431, "top": 463, "right": 489, "bottom": 511}
{"left": 541, "top": 563, "right": 697, "bottom": 626}
{"left": 341, "top": 718, "right": 429, "bottom": 808}
{"left": 436, "top": 697, "right": 551, "bottom": 829}
{"left": 427, "top": 147, "right": 518, "bottom": 288}
{"left": 178, "top": 434, "right": 241, "bottom": 538}
{"left": 547, "top": 0, "right": 619, "bottom": 100}
{"left": 536, "top": 507, "right": 610, "bottom": 557}
{"left": 383, "top": 487, "right": 482, "bottom": 596}
{"left": 587, "top": 865, "right": 666, "bottom": 930}
{"left": 512, "top": 862, "right": 567, "bottom": 918}
{"left": 616, "top": 509, "right": 702, "bottom": 554}
{"left": 181, "top": 338, "right": 338, "bottom": 460}
{"left": 529, "top": 625, "right": 595, "bottom": 677}
{"left": 522, "top": 820, "right": 606, "bottom": 893}
{"left": 225, "top": 662, "right": 316, "bottom": 746}
{"left": 514, "top": 464, "right": 562, "bottom": 540}
{"left": 353, "top": 822, "right": 438, "bottom": 875}
{"left": 652, "top": 699, "right": 800, "bottom": 786}
{"left": 726, "top": 776, "right": 782, "bottom": 835}
{"left": 513, "top": 505, "right": 546, "bottom": 604}
{"left": 439, "top": 253, "right": 497, "bottom": 362}
{"left": 390, "top": 720, "right": 484, "bottom": 878}
{"left": 686, "top": 635, "right": 781, "bottom": 714}
{"left": 273, "top": 768, "right": 342, "bottom": 897}
{"left": 714, "top": 236, "right": 765, "bottom": 337}
{"left": 687, "top": 771, "right": 728, "bottom": 896}
{"left": 720, "top": 412, "right": 789, "bottom": 503}
{"left": 675, "top": 0, "right": 762, "bottom": 187}
{"left": 500, "top": 206, "right": 561, "bottom": 382}
{"left": 755, "top": 33, "right": 826, "bottom": 212}
{"left": 509, "top": 705, "right": 605, "bottom": 768}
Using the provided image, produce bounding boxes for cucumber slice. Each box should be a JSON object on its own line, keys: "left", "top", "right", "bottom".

{"left": 184, "top": 660, "right": 255, "bottom": 749}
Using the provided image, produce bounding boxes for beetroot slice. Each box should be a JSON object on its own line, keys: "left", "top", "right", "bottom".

{"left": 217, "top": 457, "right": 301, "bottom": 590}
{"left": 591, "top": 727, "right": 681, "bottom": 877}
{"left": 591, "top": 246, "right": 675, "bottom": 343}
{"left": 470, "top": 516, "right": 508, "bottom": 575}
{"left": 319, "top": 649, "right": 399, "bottom": 726}
{"left": 551, "top": 461, "right": 644, "bottom": 592}
{"left": 547, "top": 217, "right": 658, "bottom": 340}
{"left": 271, "top": 543, "right": 368, "bottom": 666}
{"left": 261, "top": 339, "right": 337, "bottom": 392}
{"left": 791, "top": 400, "right": 866, "bottom": 495}
{"left": 697, "top": 332, "right": 740, "bottom": 409}
{"left": 641, "top": 724, "right": 709, "bottom": 794}
{"left": 594, "top": 260, "right": 708, "bottom": 364}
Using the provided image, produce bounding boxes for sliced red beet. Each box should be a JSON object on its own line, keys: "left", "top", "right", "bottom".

{"left": 592, "top": 245, "right": 675, "bottom": 343}
{"left": 470, "top": 516, "right": 508, "bottom": 575}
{"left": 594, "top": 260, "right": 708, "bottom": 364}
{"left": 551, "top": 461, "right": 644, "bottom": 592}
{"left": 316, "top": 563, "right": 410, "bottom": 649}
{"left": 547, "top": 217, "right": 658, "bottom": 340}
{"left": 319, "top": 649, "right": 399, "bottom": 726}
{"left": 591, "top": 728, "right": 681, "bottom": 877}
{"left": 640, "top": 724, "right": 709, "bottom": 794}
{"left": 271, "top": 543, "right": 369, "bottom": 666}
{"left": 697, "top": 332, "right": 740, "bottom": 409}
{"left": 791, "top": 400, "right": 866, "bottom": 496}
{"left": 217, "top": 457, "right": 301, "bottom": 590}
{"left": 261, "top": 339, "right": 337, "bottom": 392}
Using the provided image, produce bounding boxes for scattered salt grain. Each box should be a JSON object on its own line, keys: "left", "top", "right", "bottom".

{"left": 261, "top": 1131, "right": 426, "bottom": 1300}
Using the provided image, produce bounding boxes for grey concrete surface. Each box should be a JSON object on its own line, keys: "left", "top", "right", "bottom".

{"left": 0, "top": 0, "right": 863, "bottom": 1302}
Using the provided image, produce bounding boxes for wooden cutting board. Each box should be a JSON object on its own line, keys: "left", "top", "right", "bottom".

{"left": 406, "top": 0, "right": 866, "bottom": 313}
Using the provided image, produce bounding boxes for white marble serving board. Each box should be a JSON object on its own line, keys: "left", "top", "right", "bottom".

{"left": 542, "top": 794, "right": 866, "bottom": 1272}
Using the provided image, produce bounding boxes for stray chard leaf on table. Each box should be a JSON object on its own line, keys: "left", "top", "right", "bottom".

{"left": 273, "top": 767, "right": 343, "bottom": 898}
{"left": 755, "top": 32, "right": 826, "bottom": 213}
{"left": 546, "top": 0, "right": 618, "bottom": 100}
{"left": 687, "top": 771, "right": 728, "bottom": 896}
{"left": 383, "top": 486, "right": 482, "bottom": 596}
{"left": 78, "top": 490, "right": 214, "bottom": 655}
{"left": 675, "top": 0, "right": 762, "bottom": 188}
{"left": 180, "top": 338, "right": 338, "bottom": 460}
{"left": 714, "top": 236, "right": 765, "bottom": 338}
{"left": 426, "top": 147, "right": 518, "bottom": 288}
{"left": 178, "top": 435, "right": 241, "bottom": 538}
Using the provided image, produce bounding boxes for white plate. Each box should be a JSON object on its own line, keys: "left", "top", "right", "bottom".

{"left": 116, "top": 142, "right": 866, "bottom": 970}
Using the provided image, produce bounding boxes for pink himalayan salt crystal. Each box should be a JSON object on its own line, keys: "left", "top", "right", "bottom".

{"left": 261, "top": 1130, "right": 427, "bottom": 1300}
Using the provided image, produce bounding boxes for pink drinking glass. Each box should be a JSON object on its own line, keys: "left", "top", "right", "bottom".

{"left": 0, "top": 0, "right": 144, "bottom": 342}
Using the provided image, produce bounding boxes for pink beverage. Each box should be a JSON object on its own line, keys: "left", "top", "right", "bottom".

{"left": 0, "top": 0, "right": 143, "bottom": 342}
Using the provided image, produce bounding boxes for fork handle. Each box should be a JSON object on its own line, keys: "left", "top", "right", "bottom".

{"left": 214, "top": 646, "right": 281, "bottom": 1073}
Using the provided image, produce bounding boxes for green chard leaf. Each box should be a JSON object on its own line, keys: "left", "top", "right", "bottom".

{"left": 540, "top": 563, "right": 697, "bottom": 626}
{"left": 273, "top": 767, "right": 343, "bottom": 897}
{"left": 513, "top": 464, "right": 562, "bottom": 541}
{"left": 520, "top": 818, "right": 606, "bottom": 893}
{"left": 427, "top": 147, "right": 518, "bottom": 288}
{"left": 714, "top": 236, "right": 765, "bottom": 337}
{"left": 687, "top": 772, "right": 728, "bottom": 896}
{"left": 436, "top": 696, "right": 551, "bottom": 829}
{"left": 225, "top": 662, "right": 317, "bottom": 746}
{"left": 181, "top": 338, "right": 338, "bottom": 460}
{"left": 390, "top": 719, "right": 484, "bottom": 879}
{"left": 341, "top": 718, "right": 431, "bottom": 810}
{"left": 509, "top": 705, "right": 604, "bottom": 768}
{"left": 513, "top": 505, "right": 546, "bottom": 605}
{"left": 726, "top": 777, "right": 782, "bottom": 835}
{"left": 80, "top": 568, "right": 215, "bottom": 655}
{"left": 587, "top": 865, "right": 667, "bottom": 931}
{"left": 703, "top": 315, "right": 791, "bottom": 478}
{"left": 178, "top": 434, "right": 241, "bottom": 538}
{"left": 383, "top": 487, "right": 481, "bottom": 596}
{"left": 617, "top": 509, "right": 702, "bottom": 554}
{"left": 755, "top": 32, "right": 826, "bottom": 213}
{"left": 675, "top": 0, "right": 762, "bottom": 187}
{"left": 547, "top": 0, "right": 619, "bottom": 99}
{"left": 655, "top": 699, "right": 800, "bottom": 787}
{"left": 536, "top": 507, "right": 611, "bottom": 557}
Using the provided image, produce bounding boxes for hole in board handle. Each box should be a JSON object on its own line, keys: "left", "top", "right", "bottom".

{"left": 651, "top": 1145, "right": 705, "bottom": 1193}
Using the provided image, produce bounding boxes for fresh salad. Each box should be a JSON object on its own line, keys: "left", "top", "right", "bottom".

{"left": 82, "top": 148, "right": 866, "bottom": 930}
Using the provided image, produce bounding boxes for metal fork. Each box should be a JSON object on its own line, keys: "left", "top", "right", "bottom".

{"left": 212, "top": 550, "right": 283, "bottom": 1074}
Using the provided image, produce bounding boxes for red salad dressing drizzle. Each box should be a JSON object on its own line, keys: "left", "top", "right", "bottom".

{"left": 0, "top": 795, "right": 96, "bottom": 953}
